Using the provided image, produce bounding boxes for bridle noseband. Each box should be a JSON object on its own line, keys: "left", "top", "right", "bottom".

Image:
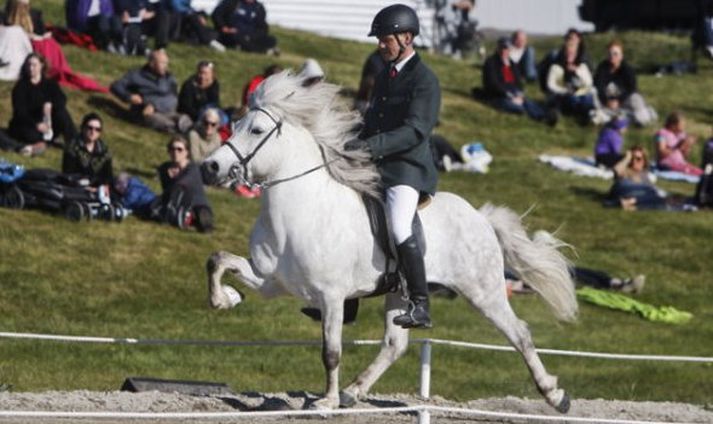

{"left": 224, "top": 107, "right": 337, "bottom": 190}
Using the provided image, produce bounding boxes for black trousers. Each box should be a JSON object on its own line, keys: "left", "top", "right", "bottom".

{"left": 0, "top": 128, "right": 23, "bottom": 151}
{"left": 218, "top": 32, "right": 276, "bottom": 53}
{"left": 85, "top": 15, "right": 123, "bottom": 49}
{"left": 9, "top": 106, "right": 77, "bottom": 145}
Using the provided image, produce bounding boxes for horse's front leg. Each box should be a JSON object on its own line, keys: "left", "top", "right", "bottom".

{"left": 340, "top": 292, "right": 410, "bottom": 406}
{"left": 206, "top": 251, "right": 267, "bottom": 309}
{"left": 310, "top": 294, "right": 345, "bottom": 410}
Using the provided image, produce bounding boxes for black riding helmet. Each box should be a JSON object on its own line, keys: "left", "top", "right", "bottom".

{"left": 368, "top": 4, "right": 420, "bottom": 37}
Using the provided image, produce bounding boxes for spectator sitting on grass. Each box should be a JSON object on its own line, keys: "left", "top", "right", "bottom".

{"left": 157, "top": 135, "right": 213, "bottom": 232}
{"left": 8, "top": 53, "right": 77, "bottom": 157}
{"left": 594, "top": 117, "right": 628, "bottom": 168}
{"left": 113, "top": 171, "right": 157, "bottom": 219}
{"left": 110, "top": 49, "right": 192, "bottom": 133}
{"left": 211, "top": 0, "right": 277, "bottom": 55}
{"left": 482, "top": 37, "right": 555, "bottom": 125}
{"left": 509, "top": 30, "right": 537, "bottom": 82}
{"left": 62, "top": 112, "right": 113, "bottom": 188}
{"left": 654, "top": 111, "right": 703, "bottom": 176}
{"left": 178, "top": 60, "right": 226, "bottom": 124}
{"left": 188, "top": 108, "right": 222, "bottom": 162}
{"left": 593, "top": 40, "right": 657, "bottom": 127}
{"left": 65, "top": 0, "right": 124, "bottom": 53}
{"left": 611, "top": 145, "right": 667, "bottom": 211}
{"left": 162, "top": 0, "right": 225, "bottom": 52}
{"left": 546, "top": 30, "right": 596, "bottom": 124}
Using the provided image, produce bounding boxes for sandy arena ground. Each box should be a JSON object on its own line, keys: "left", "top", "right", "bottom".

{"left": 0, "top": 390, "right": 712, "bottom": 423}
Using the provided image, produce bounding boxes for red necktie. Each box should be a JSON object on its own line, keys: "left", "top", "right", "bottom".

{"left": 389, "top": 66, "right": 397, "bottom": 78}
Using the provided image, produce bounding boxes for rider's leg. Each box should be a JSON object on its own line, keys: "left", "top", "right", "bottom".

{"left": 386, "top": 185, "right": 431, "bottom": 329}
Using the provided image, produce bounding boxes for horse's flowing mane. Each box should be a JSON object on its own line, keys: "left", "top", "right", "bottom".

{"left": 251, "top": 71, "right": 381, "bottom": 197}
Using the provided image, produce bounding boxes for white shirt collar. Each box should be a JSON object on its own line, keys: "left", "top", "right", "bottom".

{"left": 393, "top": 51, "right": 416, "bottom": 73}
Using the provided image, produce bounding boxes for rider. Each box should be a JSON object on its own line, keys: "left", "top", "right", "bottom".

{"left": 345, "top": 4, "right": 441, "bottom": 329}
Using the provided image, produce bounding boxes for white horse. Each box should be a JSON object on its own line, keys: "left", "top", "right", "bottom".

{"left": 201, "top": 71, "right": 578, "bottom": 412}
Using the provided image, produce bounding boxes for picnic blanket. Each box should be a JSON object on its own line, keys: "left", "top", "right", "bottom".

{"left": 576, "top": 287, "right": 693, "bottom": 324}
{"left": 538, "top": 154, "right": 700, "bottom": 184}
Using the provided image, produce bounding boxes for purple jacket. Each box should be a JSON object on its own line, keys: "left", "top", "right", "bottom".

{"left": 66, "top": 0, "right": 115, "bottom": 32}
{"left": 594, "top": 127, "right": 623, "bottom": 156}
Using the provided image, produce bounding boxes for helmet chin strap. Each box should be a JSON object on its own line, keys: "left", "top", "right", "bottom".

{"left": 390, "top": 33, "right": 408, "bottom": 65}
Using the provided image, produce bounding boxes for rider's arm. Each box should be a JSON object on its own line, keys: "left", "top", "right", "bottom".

{"left": 366, "top": 72, "right": 440, "bottom": 159}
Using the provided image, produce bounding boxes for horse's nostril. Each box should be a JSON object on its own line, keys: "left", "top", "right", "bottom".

{"left": 210, "top": 161, "right": 219, "bottom": 172}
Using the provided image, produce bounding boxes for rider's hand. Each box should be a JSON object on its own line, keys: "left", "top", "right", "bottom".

{"left": 344, "top": 139, "right": 370, "bottom": 152}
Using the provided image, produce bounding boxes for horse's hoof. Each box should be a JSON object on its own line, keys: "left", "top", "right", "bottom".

{"left": 555, "top": 393, "right": 571, "bottom": 414}
{"left": 339, "top": 390, "right": 357, "bottom": 408}
{"left": 309, "top": 397, "right": 338, "bottom": 411}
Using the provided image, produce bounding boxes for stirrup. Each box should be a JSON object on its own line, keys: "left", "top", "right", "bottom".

{"left": 393, "top": 300, "right": 432, "bottom": 329}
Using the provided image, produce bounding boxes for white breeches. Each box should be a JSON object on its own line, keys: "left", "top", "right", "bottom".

{"left": 385, "top": 185, "right": 419, "bottom": 245}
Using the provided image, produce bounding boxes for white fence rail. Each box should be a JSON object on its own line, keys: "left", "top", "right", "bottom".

{"left": 1, "top": 331, "right": 711, "bottom": 401}
{"left": 0, "top": 405, "right": 701, "bottom": 424}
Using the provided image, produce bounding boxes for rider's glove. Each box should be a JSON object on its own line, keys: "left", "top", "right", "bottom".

{"left": 344, "top": 138, "right": 370, "bottom": 152}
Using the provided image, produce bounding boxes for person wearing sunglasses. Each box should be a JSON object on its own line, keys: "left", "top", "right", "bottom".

{"left": 157, "top": 134, "right": 213, "bottom": 232}
{"left": 62, "top": 112, "right": 113, "bottom": 188}
{"left": 187, "top": 108, "right": 222, "bottom": 162}
{"left": 610, "top": 145, "right": 667, "bottom": 211}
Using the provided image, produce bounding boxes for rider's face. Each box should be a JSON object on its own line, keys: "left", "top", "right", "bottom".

{"left": 377, "top": 33, "right": 409, "bottom": 62}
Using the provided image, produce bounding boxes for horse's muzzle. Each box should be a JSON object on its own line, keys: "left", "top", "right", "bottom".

{"left": 201, "top": 160, "right": 220, "bottom": 186}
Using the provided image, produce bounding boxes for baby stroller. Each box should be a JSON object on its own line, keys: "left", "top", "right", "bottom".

{"left": 9, "top": 168, "right": 125, "bottom": 221}
{"left": 0, "top": 160, "right": 25, "bottom": 209}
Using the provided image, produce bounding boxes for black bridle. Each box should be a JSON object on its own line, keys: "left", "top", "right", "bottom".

{"left": 224, "top": 107, "right": 336, "bottom": 190}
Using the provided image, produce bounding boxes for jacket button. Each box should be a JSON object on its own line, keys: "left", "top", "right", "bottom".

{"left": 382, "top": 96, "right": 387, "bottom": 101}
{"left": 378, "top": 113, "right": 384, "bottom": 118}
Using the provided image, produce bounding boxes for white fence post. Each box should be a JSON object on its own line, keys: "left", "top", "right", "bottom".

{"left": 419, "top": 340, "right": 432, "bottom": 399}
{"left": 418, "top": 407, "right": 431, "bottom": 424}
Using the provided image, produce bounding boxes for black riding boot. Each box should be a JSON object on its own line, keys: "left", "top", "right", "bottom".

{"left": 392, "top": 235, "right": 432, "bottom": 329}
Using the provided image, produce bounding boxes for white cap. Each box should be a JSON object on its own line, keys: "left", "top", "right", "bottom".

{"left": 299, "top": 58, "right": 325, "bottom": 80}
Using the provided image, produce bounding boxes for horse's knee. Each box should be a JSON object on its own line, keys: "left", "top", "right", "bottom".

{"left": 385, "top": 335, "right": 409, "bottom": 361}
{"left": 322, "top": 347, "right": 341, "bottom": 371}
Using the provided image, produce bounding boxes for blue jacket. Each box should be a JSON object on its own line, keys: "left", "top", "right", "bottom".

{"left": 121, "top": 177, "right": 157, "bottom": 212}
{"left": 65, "top": 0, "right": 115, "bottom": 32}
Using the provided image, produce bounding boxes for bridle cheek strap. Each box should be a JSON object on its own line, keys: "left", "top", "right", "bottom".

{"left": 226, "top": 107, "right": 282, "bottom": 183}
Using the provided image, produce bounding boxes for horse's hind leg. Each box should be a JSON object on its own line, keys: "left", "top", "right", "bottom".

{"left": 463, "top": 279, "right": 570, "bottom": 413}
{"left": 206, "top": 251, "right": 268, "bottom": 309}
{"left": 340, "top": 292, "right": 410, "bottom": 407}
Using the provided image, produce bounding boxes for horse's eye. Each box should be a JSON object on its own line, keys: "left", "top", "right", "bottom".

{"left": 251, "top": 127, "right": 264, "bottom": 135}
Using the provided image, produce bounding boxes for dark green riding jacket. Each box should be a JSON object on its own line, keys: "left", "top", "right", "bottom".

{"left": 361, "top": 53, "right": 441, "bottom": 195}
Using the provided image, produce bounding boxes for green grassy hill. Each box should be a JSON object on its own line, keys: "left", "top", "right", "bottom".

{"left": 1, "top": 0, "right": 712, "bottom": 404}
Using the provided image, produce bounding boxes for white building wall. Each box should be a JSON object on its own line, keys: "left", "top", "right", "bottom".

{"left": 191, "top": 0, "right": 592, "bottom": 46}
{"left": 476, "top": 0, "right": 593, "bottom": 34}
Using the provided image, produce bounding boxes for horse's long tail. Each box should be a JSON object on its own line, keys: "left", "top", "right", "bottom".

{"left": 480, "top": 203, "right": 578, "bottom": 322}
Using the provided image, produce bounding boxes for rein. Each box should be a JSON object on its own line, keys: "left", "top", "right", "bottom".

{"left": 225, "top": 107, "right": 337, "bottom": 190}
